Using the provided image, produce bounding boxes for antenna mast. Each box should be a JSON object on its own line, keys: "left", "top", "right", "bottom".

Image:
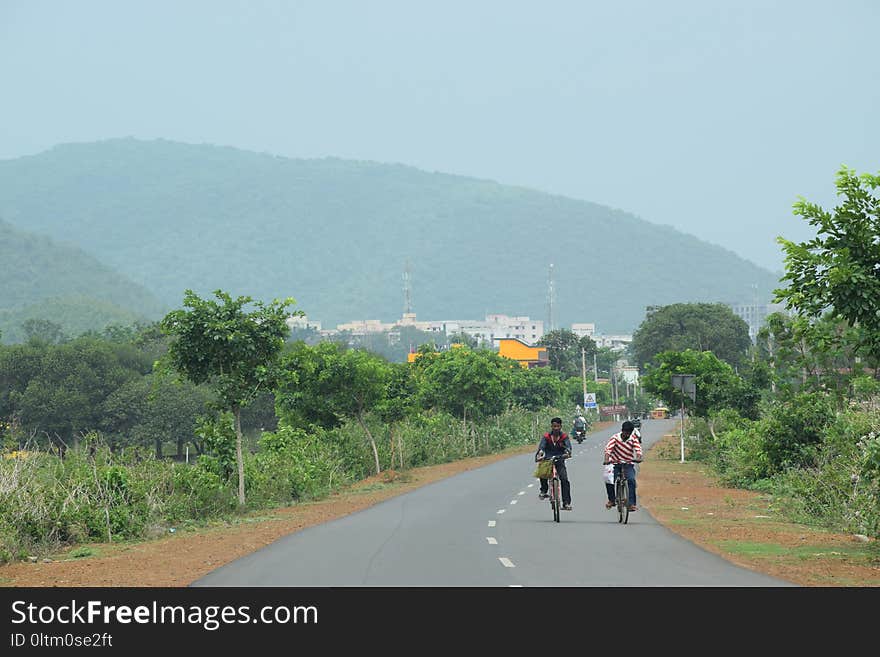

{"left": 546, "top": 263, "right": 556, "bottom": 332}
{"left": 403, "top": 259, "right": 413, "bottom": 315}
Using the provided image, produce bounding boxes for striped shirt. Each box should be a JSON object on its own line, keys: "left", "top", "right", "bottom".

{"left": 604, "top": 432, "right": 643, "bottom": 464}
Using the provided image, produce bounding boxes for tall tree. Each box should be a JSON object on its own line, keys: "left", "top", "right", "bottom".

{"left": 414, "top": 346, "right": 514, "bottom": 454}
{"left": 641, "top": 349, "right": 759, "bottom": 419}
{"left": 160, "top": 289, "right": 297, "bottom": 505}
{"left": 376, "top": 362, "right": 417, "bottom": 469}
{"left": 775, "top": 166, "right": 880, "bottom": 372}
{"left": 538, "top": 329, "right": 595, "bottom": 378}
{"left": 630, "top": 303, "right": 752, "bottom": 369}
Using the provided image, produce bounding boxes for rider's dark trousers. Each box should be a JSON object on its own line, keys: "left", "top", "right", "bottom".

{"left": 605, "top": 483, "right": 615, "bottom": 503}
{"left": 539, "top": 461, "right": 571, "bottom": 505}
{"left": 612, "top": 463, "right": 637, "bottom": 505}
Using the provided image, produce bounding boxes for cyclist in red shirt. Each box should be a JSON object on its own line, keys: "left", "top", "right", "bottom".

{"left": 603, "top": 420, "right": 643, "bottom": 512}
{"left": 535, "top": 417, "right": 573, "bottom": 510}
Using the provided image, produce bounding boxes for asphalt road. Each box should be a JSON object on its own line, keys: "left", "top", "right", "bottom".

{"left": 193, "top": 419, "right": 793, "bottom": 587}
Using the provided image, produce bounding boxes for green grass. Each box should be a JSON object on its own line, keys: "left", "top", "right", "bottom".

{"left": 716, "top": 540, "right": 876, "bottom": 562}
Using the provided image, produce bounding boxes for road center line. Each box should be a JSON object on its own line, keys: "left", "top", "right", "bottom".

{"left": 498, "top": 557, "right": 515, "bottom": 568}
{"left": 487, "top": 520, "right": 496, "bottom": 527}
{"left": 496, "top": 509, "right": 506, "bottom": 514}
{"left": 486, "top": 537, "right": 498, "bottom": 544}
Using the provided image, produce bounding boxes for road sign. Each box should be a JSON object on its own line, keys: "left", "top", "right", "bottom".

{"left": 599, "top": 404, "right": 627, "bottom": 416}
{"left": 583, "top": 392, "right": 597, "bottom": 408}
{"left": 671, "top": 374, "right": 696, "bottom": 402}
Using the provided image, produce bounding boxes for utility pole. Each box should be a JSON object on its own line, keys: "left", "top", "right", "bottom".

{"left": 546, "top": 263, "right": 556, "bottom": 332}
{"left": 581, "top": 347, "right": 587, "bottom": 409}
{"left": 611, "top": 367, "right": 619, "bottom": 421}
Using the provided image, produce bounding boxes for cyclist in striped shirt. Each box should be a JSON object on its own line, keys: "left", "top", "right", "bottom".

{"left": 603, "top": 420, "right": 643, "bottom": 512}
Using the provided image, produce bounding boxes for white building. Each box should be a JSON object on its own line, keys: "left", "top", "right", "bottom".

{"left": 727, "top": 302, "right": 787, "bottom": 343}
{"left": 428, "top": 314, "right": 544, "bottom": 346}
{"left": 570, "top": 323, "right": 596, "bottom": 339}
{"left": 286, "top": 314, "right": 322, "bottom": 332}
{"left": 594, "top": 334, "right": 633, "bottom": 352}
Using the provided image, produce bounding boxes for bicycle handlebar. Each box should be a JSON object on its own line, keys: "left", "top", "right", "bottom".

{"left": 540, "top": 454, "right": 570, "bottom": 462}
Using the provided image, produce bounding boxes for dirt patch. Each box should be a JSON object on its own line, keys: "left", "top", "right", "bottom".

{"left": 638, "top": 432, "right": 880, "bottom": 587}
{"left": 1, "top": 425, "right": 877, "bottom": 587}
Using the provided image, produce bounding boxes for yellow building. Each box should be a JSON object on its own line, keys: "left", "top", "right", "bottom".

{"left": 495, "top": 338, "right": 548, "bottom": 369}
{"left": 406, "top": 340, "right": 547, "bottom": 368}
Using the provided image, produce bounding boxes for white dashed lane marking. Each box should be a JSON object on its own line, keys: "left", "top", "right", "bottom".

{"left": 487, "top": 520, "right": 496, "bottom": 527}
{"left": 498, "top": 557, "right": 515, "bottom": 568}
{"left": 486, "top": 537, "right": 498, "bottom": 545}
{"left": 496, "top": 509, "right": 506, "bottom": 514}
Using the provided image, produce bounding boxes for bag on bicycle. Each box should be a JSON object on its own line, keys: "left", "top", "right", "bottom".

{"left": 533, "top": 460, "right": 553, "bottom": 479}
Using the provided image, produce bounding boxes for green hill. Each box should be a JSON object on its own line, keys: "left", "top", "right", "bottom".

{"left": 0, "top": 219, "right": 167, "bottom": 342}
{"left": 0, "top": 138, "right": 783, "bottom": 333}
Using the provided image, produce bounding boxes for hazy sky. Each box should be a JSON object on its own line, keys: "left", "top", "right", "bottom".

{"left": 2, "top": 0, "right": 877, "bottom": 272}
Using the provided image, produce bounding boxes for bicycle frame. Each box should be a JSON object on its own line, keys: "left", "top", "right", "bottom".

{"left": 544, "top": 455, "right": 565, "bottom": 523}
{"left": 614, "top": 467, "right": 629, "bottom": 524}
{"left": 549, "top": 460, "right": 561, "bottom": 522}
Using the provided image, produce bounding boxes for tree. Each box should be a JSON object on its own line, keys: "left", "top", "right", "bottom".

{"left": 414, "top": 346, "right": 514, "bottom": 452}
{"left": 276, "top": 344, "right": 392, "bottom": 474}
{"left": 376, "top": 362, "right": 417, "bottom": 469}
{"left": 641, "top": 349, "right": 759, "bottom": 419}
{"left": 775, "top": 166, "right": 880, "bottom": 372}
{"left": 630, "top": 303, "right": 752, "bottom": 369}
{"left": 15, "top": 337, "right": 149, "bottom": 450}
{"left": 21, "top": 318, "right": 66, "bottom": 345}
{"left": 510, "top": 366, "right": 565, "bottom": 411}
{"left": 334, "top": 349, "right": 392, "bottom": 474}
{"left": 757, "top": 311, "right": 868, "bottom": 398}
{"left": 538, "top": 329, "right": 595, "bottom": 378}
{"left": 160, "top": 289, "right": 297, "bottom": 505}
{"left": 275, "top": 341, "right": 347, "bottom": 429}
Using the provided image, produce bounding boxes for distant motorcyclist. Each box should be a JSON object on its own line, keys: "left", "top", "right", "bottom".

{"left": 571, "top": 413, "right": 588, "bottom": 443}
{"left": 631, "top": 417, "right": 642, "bottom": 443}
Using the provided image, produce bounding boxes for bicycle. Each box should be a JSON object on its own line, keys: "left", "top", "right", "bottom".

{"left": 541, "top": 454, "right": 568, "bottom": 522}
{"left": 609, "top": 460, "right": 641, "bottom": 524}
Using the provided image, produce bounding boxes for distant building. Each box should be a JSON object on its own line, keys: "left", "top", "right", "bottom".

{"left": 286, "top": 314, "right": 322, "bottom": 332}
{"left": 571, "top": 323, "right": 596, "bottom": 339}
{"left": 334, "top": 319, "right": 391, "bottom": 335}
{"left": 593, "top": 334, "right": 633, "bottom": 352}
{"left": 494, "top": 337, "right": 549, "bottom": 369}
{"left": 727, "top": 302, "right": 787, "bottom": 342}
{"left": 427, "top": 314, "right": 543, "bottom": 346}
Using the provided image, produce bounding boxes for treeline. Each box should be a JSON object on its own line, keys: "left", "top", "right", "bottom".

{"left": 0, "top": 306, "right": 604, "bottom": 562}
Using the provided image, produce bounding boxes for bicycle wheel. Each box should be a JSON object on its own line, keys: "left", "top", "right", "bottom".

{"left": 552, "top": 478, "right": 561, "bottom": 522}
{"left": 616, "top": 478, "right": 626, "bottom": 524}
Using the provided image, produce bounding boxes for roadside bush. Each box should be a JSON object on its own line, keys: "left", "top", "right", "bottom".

{"left": 245, "top": 425, "right": 341, "bottom": 507}
{"left": 759, "top": 392, "right": 835, "bottom": 474}
{"left": 772, "top": 407, "right": 880, "bottom": 537}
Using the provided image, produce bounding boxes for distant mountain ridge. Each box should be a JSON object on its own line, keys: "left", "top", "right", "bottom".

{"left": 0, "top": 219, "right": 167, "bottom": 342}
{"left": 0, "top": 138, "right": 782, "bottom": 333}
